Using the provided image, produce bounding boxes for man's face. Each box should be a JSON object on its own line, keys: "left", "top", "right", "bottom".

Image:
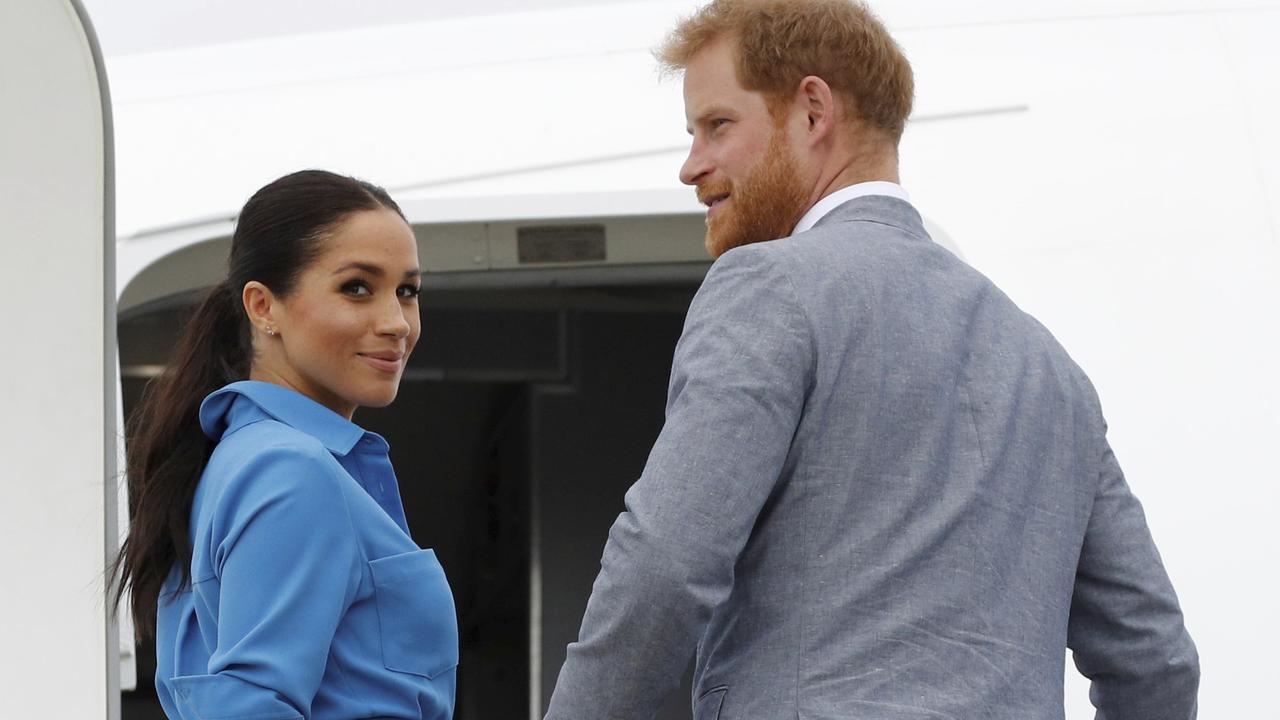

{"left": 680, "top": 37, "right": 810, "bottom": 258}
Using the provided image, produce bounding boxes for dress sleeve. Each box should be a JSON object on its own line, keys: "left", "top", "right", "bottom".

{"left": 168, "top": 444, "right": 364, "bottom": 720}
{"left": 545, "top": 244, "right": 815, "bottom": 718}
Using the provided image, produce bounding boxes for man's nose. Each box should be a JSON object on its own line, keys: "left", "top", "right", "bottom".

{"left": 679, "top": 141, "right": 711, "bottom": 186}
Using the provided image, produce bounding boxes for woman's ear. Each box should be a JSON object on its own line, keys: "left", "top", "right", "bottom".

{"left": 242, "top": 280, "right": 278, "bottom": 337}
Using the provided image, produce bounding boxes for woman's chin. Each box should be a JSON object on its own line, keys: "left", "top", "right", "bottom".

{"left": 353, "top": 384, "right": 401, "bottom": 409}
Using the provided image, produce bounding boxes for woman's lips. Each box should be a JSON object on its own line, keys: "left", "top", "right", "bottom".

{"left": 359, "top": 352, "right": 403, "bottom": 373}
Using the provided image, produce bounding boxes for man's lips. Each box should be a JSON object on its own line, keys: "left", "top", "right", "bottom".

{"left": 699, "top": 191, "right": 730, "bottom": 220}
{"left": 358, "top": 350, "right": 404, "bottom": 373}
{"left": 699, "top": 191, "right": 729, "bottom": 207}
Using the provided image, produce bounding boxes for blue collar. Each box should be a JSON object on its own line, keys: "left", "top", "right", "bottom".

{"left": 199, "top": 381, "right": 388, "bottom": 457}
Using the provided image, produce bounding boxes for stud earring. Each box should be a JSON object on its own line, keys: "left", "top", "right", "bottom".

{"left": 266, "top": 326, "right": 276, "bottom": 336}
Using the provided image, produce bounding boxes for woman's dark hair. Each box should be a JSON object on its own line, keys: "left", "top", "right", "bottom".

{"left": 111, "top": 169, "right": 404, "bottom": 638}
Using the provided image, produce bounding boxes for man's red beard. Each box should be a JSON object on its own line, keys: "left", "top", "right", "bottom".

{"left": 697, "top": 132, "right": 809, "bottom": 258}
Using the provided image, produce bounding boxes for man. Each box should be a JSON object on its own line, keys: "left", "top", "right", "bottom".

{"left": 545, "top": 1, "right": 1199, "bottom": 718}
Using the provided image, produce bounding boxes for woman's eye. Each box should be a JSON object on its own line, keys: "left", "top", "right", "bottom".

{"left": 342, "top": 281, "right": 371, "bottom": 296}
{"left": 398, "top": 284, "right": 422, "bottom": 299}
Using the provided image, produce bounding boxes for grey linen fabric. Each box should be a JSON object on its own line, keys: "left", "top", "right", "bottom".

{"left": 545, "top": 195, "right": 1198, "bottom": 720}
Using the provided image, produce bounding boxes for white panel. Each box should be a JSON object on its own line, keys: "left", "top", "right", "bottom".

{"left": 0, "top": 0, "right": 115, "bottom": 717}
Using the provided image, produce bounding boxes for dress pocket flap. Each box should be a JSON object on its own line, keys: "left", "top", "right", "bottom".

{"left": 368, "top": 548, "right": 459, "bottom": 679}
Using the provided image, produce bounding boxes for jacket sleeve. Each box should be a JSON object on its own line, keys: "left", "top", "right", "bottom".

{"left": 545, "top": 245, "right": 814, "bottom": 719}
{"left": 1068, "top": 436, "right": 1199, "bottom": 719}
{"left": 167, "top": 445, "right": 364, "bottom": 720}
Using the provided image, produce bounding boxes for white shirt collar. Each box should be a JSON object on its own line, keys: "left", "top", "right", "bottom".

{"left": 791, "top": 181, "right": 911, "bottom": 235}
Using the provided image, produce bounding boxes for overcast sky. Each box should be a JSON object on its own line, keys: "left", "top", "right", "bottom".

{"left": 80, "top": 0, "right": 664, "bottom": 56}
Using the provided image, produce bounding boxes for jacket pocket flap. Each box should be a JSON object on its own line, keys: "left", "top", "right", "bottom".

{"left": 695, "top": 685, "right": 728, "bottom": 720}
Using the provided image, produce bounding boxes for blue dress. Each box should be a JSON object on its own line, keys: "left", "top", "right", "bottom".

{"left": 154, "top": 381, "right": 457, "bottom": 719}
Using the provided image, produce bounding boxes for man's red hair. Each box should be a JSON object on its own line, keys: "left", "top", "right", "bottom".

{"left": 657, "top": 0, "right": 914, "bottom": 142}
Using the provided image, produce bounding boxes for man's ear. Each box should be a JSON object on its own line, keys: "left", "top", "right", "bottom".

{"left": 242, "top": 280, "right": 278, "bottom": 336}
{"left": 796, "top": 75, "right": 837, "bottom": 145}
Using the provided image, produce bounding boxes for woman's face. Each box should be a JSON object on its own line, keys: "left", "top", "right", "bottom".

{"left": 251, "top": 207, "right": 422, "bottom": 419}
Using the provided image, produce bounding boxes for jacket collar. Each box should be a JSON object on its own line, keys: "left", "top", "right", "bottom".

{"left": 199, "top": 380, "right": 386, "bottom": 457}
{"left": 809, "top": 193, "right": 929, "bottom": 241}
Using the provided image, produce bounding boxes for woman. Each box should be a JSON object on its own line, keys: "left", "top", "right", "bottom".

{"left": 112, "top": 170, "right": 457, "bottom": 719}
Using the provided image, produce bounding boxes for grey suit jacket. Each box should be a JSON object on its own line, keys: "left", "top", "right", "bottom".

{"left": 545, "top": 196, "right": 1198, "bottom": 720}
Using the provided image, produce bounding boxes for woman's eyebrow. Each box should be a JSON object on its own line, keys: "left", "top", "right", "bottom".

{"left": 333, "top": 263, "right": 422, "bottom": 280}
{"left": 332, "top": 261, "right": 384, "bottom": 276}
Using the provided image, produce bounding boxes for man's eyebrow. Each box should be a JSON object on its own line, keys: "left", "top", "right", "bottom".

{"left": 687, "top": 106, "right": 733, "bottom": 134}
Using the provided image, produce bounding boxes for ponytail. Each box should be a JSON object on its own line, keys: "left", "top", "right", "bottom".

{"left": 113, "top": 282, "right": 248, "bottom": 638}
